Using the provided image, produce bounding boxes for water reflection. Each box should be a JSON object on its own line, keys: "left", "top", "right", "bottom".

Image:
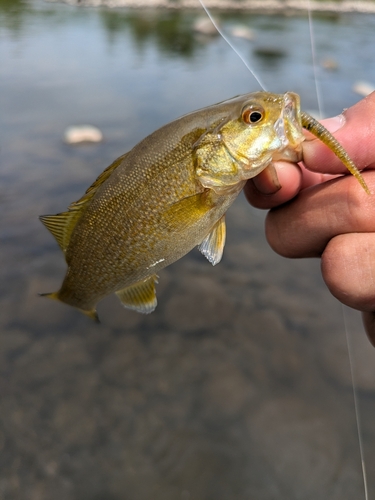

{"left": 253, "top": 46, "right": 287, "bottom": 66}
{"left": 100, "top": 9, "right": 202, "bottom": 56}
{"left": 1, "top": 1, "right": 375, "bottom": 499}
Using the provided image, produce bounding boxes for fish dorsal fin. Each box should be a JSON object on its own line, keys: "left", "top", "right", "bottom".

{"left": 116, "top": 275, "right": 158, "bottom": 314}
{"left": 40, "top": 210, "right": 84, "bottom": 253}
{"left": 40, "top": 153, "right": 128, "bottom": 253}
{"left": 69, "top": 152, "right": 128, "bottom": 210}
{"left": 198, "top": 215, "right": 226, "bottom": 266}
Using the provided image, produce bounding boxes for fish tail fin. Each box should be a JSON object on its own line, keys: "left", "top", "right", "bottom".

{"left": 39, "top": 292, "right": 100, "bottom": 323}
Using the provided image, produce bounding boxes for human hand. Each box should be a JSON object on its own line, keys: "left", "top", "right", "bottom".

{"left": 244, "top": 92, "right": 375, "bottom": 346}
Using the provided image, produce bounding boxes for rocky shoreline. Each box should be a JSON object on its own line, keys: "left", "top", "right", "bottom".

{"left": 46, "top": 0, "right": 375, "bottom": 13}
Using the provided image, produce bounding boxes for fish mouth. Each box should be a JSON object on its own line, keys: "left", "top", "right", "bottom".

{"left": 273, "top": 92, "right": 305, "bottom": 163}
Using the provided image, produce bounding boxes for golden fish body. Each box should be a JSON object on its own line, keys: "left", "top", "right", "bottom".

{"left": 40, "top": 91, "right": 368, "bottom": 320}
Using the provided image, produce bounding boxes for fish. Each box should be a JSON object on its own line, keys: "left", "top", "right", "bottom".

{"left": 40, "top": 91, "right": 369, "bottom": 321}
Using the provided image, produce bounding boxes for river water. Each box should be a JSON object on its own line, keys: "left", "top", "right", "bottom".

{"left": 1, "top": 1, "right": 375, "bottom": 499}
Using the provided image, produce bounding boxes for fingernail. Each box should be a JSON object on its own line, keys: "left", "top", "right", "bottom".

{"left": 252, "top": 168, "right": 281, "bottom": 195}
{"left": 323, "top": 114, "right": 346, "bottom": 133}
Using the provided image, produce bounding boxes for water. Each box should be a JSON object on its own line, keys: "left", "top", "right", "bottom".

{"left": 1, "top": 1, "right": 375, "bottom": 498}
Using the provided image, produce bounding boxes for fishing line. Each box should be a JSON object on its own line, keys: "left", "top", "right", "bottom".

{"left": 342, "top": 305, "right": 369, "bottom": 500}
{"left": 306, "top": 0, "right": 324, "bottom": 117}
{"left": 198, "top": 1, "right": 369, "bottom": 496}
{"left": 307, "top": 1, "right": 367, "bottom": 495}
{"left": 197, "top": 0, "right": 267, "bottom": 91}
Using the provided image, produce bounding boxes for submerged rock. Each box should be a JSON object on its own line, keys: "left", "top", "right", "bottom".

{"left": 321, "top": 57, "right": 338, "bottom": 70}
{"left": 352, "top": 80, "right": 375, "bottom": 97}
{"left": 193, "top": 17, "right": 220, "bottom": 36}
{"left": 230, "top": 25, "right": 255, "bottom": 41}
{"left": 253, "top": 46, "right": 287, "bottom": 60}
{"left": 64, "top": 125, "right": 103, "bottom": 144}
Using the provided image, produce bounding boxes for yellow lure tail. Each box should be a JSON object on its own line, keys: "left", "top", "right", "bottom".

{"left": 301, "top": 111, "right": 371, "bottom": 195}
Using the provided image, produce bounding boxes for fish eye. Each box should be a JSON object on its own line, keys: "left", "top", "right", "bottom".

{"left": 242, "top": 106, "right": 264, "bottom": 125}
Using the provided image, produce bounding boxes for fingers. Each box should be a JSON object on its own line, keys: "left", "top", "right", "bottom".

{"left": 265, "top": 171, "right": 375, "bottom": 258}
{"left": 321, "top": 233, "right": 375, "bottom": 348}
{"left": 265, "top": 181, "right": 375, "bottom": 340}
{"left": 244, "top": 93, "right": 375, "bottom": 342}
{"left": 321, "top": 233, "right": 375, "bottom": 312}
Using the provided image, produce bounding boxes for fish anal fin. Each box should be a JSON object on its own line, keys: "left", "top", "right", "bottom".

{"left": 116, "top": 275, "right": 158, "bottom": 314}
{"left": 198, "top": 215, "right": 226, "bottom": 266}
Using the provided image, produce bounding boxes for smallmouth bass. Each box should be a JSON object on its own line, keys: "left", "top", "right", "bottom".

{"left": 40, "top": 92, "right": 369, "bottom": 320}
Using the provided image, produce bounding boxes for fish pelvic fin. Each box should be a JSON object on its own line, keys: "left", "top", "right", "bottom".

{"left": 39, "top": 292, "right": 99, "bottom": 322}
{"left": 116, "top": 275, "right": 158, "bottom": 314}
{"left": 198, "top": 215, "right": 226, "bottom": 266}
{"left": 39, "top": 153, "right": 130, "bottom": 253}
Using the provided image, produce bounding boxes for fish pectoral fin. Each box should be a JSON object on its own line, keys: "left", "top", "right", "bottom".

{"left": 116, "top": 275, "right": 158, "bottom": 314}
{"left": 198, "top": 215, "right": 226, "bottom": 266}
{"left": 162, "top": 191, "right": 214, "bottom": 232}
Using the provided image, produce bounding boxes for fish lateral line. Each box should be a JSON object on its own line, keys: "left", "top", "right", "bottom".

{"left": 301, "top": 111, "right": 371, "bottom": 195}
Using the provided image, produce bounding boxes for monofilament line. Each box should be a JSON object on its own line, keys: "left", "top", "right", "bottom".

{"left": 197, "top": 0, "right": 267, "bottom": 91}
{"left": 342, "top": 305, "right": 369, "bottom": 500}
{"left": 306, "top": 0, "right": 324, "bottom": 117}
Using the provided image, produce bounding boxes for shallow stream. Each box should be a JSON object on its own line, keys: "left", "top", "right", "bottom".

{"left": 1, "top": 1, "right": 375, "bottom": 498}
